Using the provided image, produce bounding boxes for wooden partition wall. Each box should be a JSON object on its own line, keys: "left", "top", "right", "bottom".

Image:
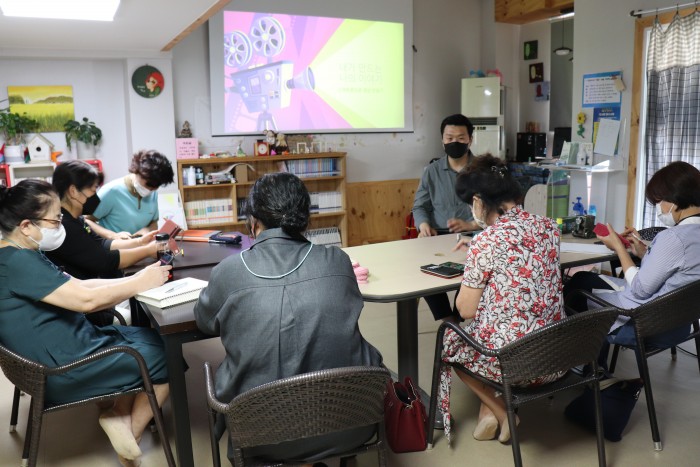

{"left": 346, "top": 179, "right": 418, "bottom": 246}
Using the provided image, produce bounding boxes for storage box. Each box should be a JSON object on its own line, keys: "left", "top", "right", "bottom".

{"left": 234, "top": 163, "right": 254, "bottom": 183}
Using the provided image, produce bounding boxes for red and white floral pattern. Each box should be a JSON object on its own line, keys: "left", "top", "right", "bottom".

{"left": 439, "top": 206, "right": 564, "bottom": 443}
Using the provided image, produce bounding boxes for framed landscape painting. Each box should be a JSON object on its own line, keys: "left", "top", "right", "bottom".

{"left": 8, "top": 85, "right": 75, "bottom": 132}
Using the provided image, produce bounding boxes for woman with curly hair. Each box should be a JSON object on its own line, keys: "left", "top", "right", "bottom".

{"left": 89, "top": 149, "right": 174, "bottom": 239}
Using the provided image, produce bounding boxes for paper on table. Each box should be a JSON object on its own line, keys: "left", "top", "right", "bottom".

{"left": 594, "top": 118, "right": 621, "bottom": 156}
{"left": 560, "top": 242, "right": 612, "bottom": 254}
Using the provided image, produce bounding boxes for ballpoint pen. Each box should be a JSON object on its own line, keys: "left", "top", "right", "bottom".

{"left": 165, "top": 282, "right": 188, "bottom": 294}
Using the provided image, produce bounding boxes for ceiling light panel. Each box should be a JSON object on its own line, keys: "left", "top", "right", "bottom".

{"left": 0, "top": 0, "right": 120, "bottom": 21}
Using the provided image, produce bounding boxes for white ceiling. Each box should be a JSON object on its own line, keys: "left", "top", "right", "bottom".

{"left": 0, "top": 0, "right": 227, "bottom": 56}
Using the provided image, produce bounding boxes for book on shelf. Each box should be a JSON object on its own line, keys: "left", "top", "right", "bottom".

{"left": 135, "top": 277, "right": 208, "bottom": 309}
{"left": 305, "top": 227, "right": 342, "bottom": 247}
{"left": 184, "top": 198, "right": 234, "bottom": 226}
{"left": 175, "top": 229, "right": 221, "bottom": 242}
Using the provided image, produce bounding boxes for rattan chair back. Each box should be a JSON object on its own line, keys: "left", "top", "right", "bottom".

{"left": 206, "top": 365, "right": 390, "bottom": 449}
{"left": 498, "top": 308, "right": 619, "bottom": 384}
{"left": 0, "top": 343, "right": 175, "bottom": 467}
{"left": 628, "top": 279, "right": 700, "bottom": 338}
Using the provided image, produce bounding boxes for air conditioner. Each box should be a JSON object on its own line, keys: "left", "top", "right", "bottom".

{"left": 461, "top": 77, "right": 505, "bottom": 158}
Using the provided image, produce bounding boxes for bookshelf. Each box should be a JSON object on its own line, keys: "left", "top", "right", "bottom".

{"left": 176, "top": 153, "right": 348, "bottom": 246}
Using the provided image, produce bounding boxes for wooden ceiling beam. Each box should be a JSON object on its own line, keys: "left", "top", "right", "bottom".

{"left": 495, "top": 0, "right": 574, "bottom": 25}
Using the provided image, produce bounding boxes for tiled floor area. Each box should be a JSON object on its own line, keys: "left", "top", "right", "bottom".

{"left": 2, "top": 295, "right": 700, "bottom": 466}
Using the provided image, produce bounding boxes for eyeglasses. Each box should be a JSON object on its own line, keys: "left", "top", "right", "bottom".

{"left": 34, "top": 213, "right": 64, "bottom": 227}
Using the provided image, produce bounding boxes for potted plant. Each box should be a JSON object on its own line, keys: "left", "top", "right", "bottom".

{"left": 64, "top": 117, "right": 102, "bottom": 160}
{"left": 0, "top": 110, "right": 40, "bottom": 164}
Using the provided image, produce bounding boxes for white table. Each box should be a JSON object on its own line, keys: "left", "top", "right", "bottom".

{"left": 343, "top": 234, "right": 616, "bottom": 386}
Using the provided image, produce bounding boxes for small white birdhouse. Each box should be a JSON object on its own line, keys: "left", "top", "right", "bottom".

{"left": 27, "top": 134, "right": 54, "bottom": 162}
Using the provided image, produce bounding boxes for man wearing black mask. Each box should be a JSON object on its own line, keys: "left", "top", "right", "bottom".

{"left": 412, "top": 114, "right": 480, "bottom": 323}
{"left": 413, "top": 114, "right": 480, "bottom": 237}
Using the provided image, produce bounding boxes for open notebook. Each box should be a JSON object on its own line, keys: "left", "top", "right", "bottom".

{"left": 135, "top": 277, "right": 208, "bottom": 309}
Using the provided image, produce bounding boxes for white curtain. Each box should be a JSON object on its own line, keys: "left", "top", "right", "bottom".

{"left": 643, "top": 11, "right": 700, "bottom": 226}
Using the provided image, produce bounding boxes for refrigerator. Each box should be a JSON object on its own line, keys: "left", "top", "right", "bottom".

{"left": 461, "top": 77, "right": 505, "bottom": 158}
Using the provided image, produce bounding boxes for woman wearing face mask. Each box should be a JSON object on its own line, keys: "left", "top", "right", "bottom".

{"left": 46, "top": 161, "right": 160, "bottom": 325}
{"left": 0, "top": 179, "right": 171, "bottom": 466}
{"left": 564, "top": 161, "right": 700, "bottom": 358}
{"left": 88, "top": 149, "right": 174, "bottom": 239}
{"left": 438, "top": 154, "right": 564, "bottom": 445}
{"left": 194, "top": 172, "right": 383, "bottom": 465}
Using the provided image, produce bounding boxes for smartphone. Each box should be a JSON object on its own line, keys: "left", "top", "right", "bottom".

{"left": 593, "top": 223, "right": 631, "bottom": 248}
{"left": 159, "top": 252, "right": 174, "bottom": 266}
{"left": 440, "top": 261, "right": 465, "bottom": 271}
{"left": 420, "top": 264, "right": 462, "bottom": 279}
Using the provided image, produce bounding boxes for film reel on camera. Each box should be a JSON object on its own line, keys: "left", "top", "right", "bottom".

{"left": 250, "top": 16, "right": 285, "bottom": 57}
{"left": 224, "top": 30, "right": 253, "bottom": 67}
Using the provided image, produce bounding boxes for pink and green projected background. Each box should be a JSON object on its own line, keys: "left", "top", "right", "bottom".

{"left": 222, "top": 11, "right": 404, "bottom": 134}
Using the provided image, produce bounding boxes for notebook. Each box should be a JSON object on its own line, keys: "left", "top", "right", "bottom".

{"left": 135, "top": 277, "right": 208, "bottom": 309}
{"left": 209, "top": 231, "right": 243, "bottom": 244}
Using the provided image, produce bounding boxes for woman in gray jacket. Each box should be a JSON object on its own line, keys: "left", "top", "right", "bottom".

{"left": 195, "top": 172, "right": 383, "bottom": 464}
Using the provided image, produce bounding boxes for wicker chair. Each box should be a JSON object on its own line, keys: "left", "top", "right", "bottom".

{"left": 204, "top": 363, "right": 390, "bottom": 467}
{"left": 0, "top": 341, "right": 175, "bottom": 467}
{"left": 427, "top": 308, "right": 619, "bottom": 467}
{"left": 576, "top": 279, "right": 700, "bottom": 451}
{"left": 9, "top": 309, "right": 128, "bottom": 433}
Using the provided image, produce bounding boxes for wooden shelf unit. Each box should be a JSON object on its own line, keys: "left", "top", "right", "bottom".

{"left": 176, "top": 153, "right": 348, "bottom": 246}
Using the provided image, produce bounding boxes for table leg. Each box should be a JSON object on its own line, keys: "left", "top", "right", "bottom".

{"left": 163, "top": 334, "right": 194, "bottom": 467}
{"left": 396, "top": 298, "right": 419, "bottom": 383}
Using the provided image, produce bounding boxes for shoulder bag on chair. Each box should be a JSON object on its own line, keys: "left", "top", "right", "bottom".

{"left": 384, "top": 377, "right": 427, "bottom": 452}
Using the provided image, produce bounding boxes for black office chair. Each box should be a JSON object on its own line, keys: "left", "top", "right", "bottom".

{"left": 205, "top": 363, "right": 390, "bottom": 467}
{"left": 427, "top": 308, "right": 619, "bottom": 467}
{"left": 1, "top": 335, "right": 175, "bottom": 467}
{"left": 575, "top": 279, "right": 700, "bottom": 451}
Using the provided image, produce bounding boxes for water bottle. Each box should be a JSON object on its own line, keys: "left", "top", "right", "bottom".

{"left": 588, "top": 204, "right": 597, "bottom": 222}
{"left": 572, "top": 197, "right": 586, "bottom": 216}
{"left": 155, "top": 233, "right": 174, "bottom": 282}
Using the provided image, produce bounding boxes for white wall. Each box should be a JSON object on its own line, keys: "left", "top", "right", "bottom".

{"left": 572, "top": 0, "right": 667, "bottom": 227}
{"left": 0, "top": 57, "right": 178, "bottom": 190}
{"left": 519, "top": 21, "right": 550, "bottom": 134}
{"left": 172, "top": 0, "right": 483, "bottom": 183}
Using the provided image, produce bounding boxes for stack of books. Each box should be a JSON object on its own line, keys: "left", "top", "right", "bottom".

{"left": 309, "top": 191, "right": 342, "bottom": 212}
{"left": 280, "top": 158, "right": 340, "bottom": 178}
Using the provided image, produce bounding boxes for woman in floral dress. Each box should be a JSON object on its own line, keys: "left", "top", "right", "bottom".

{"left": 439, "top": 154, "right": 564, "bottom": 444}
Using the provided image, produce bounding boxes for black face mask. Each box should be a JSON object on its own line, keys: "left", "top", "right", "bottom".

{"left": 444, "top": 141, "right": 468, "bottom": 159}
{"left": 82, "top": 193, "right": 101, "bottom": 215}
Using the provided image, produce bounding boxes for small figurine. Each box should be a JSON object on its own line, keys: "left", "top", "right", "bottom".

{"left": 263, "top": 129, "right": 277, "bottom": 147}
{"left": 236, "top": 140, "right": 246, "bottom": 157}
{"left": 179, "top": 121, "right": 193, "bottom": 138}
{"left": 275, "top": 133, "right": 289, "bottom": 154}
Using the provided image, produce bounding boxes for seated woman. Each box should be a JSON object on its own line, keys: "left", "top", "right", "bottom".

{"left": 89, "top": 149, "right": 175, "bottom": 239}
{"left": 46, "top": 160, "right": 160, "bottom": 325}
{"left": 0, "top": 180, "right": 171, "bottom": 467}
{"left": 564, "top": 161, "right": 700, "bottom": 355}
{"left": 439, "top": 154, "right": 564, "bottom": 444}
{"left": 194, "top": 172, "right": 383, "bottom": 465}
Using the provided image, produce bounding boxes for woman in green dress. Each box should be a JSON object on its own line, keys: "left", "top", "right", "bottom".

{"left": 0, "top": 179, "right": 171, "bottom": 466}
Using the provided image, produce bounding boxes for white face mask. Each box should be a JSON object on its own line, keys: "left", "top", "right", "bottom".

{"left": 29, "top": 223, "right": 66, "bottom": 251}
{"left": 133, "top": 175, "right": 154, "bottom": 198}
{"left": 472, "top": 197, "right": 488, "bottom": 230}
{"left": 656, "top": 203, "right": 676, "bottom": 227}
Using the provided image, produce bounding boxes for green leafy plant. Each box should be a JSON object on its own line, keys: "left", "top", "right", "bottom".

{"left": 64, "top": 117, "right": 102, "bottom": 150}
{"left": 0, "top": 111, "right": 40, "bottom": 146}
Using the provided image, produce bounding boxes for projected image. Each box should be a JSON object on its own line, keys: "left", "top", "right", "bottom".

{"left": 222, "top": 11, "right": 404, "bottom": 133}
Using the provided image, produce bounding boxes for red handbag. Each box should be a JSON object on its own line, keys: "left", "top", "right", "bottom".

{"left": 384, "top": 377, "right": 427, "bottom": 452}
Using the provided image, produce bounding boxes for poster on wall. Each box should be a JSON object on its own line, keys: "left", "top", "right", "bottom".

{"left": 529, "top": 63, "right": 544, "bottom": 83}
{"left": 524, "top": 40, "right": 538, "bottom": 60}
{"left": 592, "top": 107, "right": 621, "bottom": 146}
{"left": 534, "top": 81, "right": 550, "bottom": 101}
{"left": 582, "top": 71, "right": 622, "bottom": 108}
{"left": 132, "top": 65, "right": 164, "bottom": 98}
{"left": 8, "top": 85, "right": 74, "bottom": 132}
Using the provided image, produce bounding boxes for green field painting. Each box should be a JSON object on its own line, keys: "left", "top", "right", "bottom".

{"left": 8, "top": 85, "right": 75, "bottom": 132}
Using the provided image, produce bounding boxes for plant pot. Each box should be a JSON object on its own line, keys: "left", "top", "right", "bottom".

{"left": 4, "top": 145, "right": 24, "bottom": 164}
{"left": 77, "top": 141, "right": 96, "bottom": 160}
